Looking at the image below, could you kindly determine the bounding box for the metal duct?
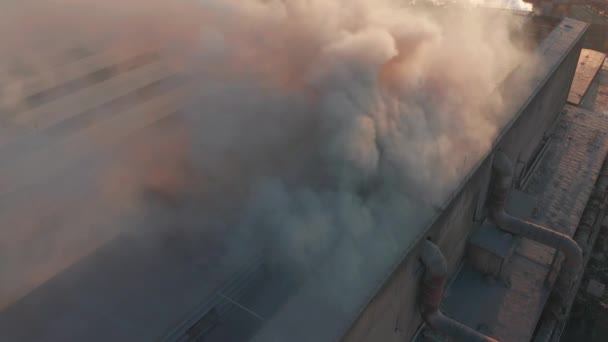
[488,151,583,318]
[419,240,500,342]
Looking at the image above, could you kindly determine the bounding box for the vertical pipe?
[419,240,500,342]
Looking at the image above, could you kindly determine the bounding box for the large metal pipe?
[419,240,500,342]
[488,151,583,317]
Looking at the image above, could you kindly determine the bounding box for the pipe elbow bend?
[491,208,582,270]
[556,235,583,267]
[424,311,500,342]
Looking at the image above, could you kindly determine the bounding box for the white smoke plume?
[0,0,537,323]
[473,0,533,11]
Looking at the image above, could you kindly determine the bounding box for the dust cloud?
[0,0,537,320]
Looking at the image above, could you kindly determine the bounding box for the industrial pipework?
[487,151,583,318]
[419,240,500,342]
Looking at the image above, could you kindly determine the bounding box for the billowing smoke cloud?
[0,0,537,320]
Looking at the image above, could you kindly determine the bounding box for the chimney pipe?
[487,151,583,318]
[419,240,500,342]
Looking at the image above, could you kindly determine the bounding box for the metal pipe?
[488,151,583,318]
[419,240,500,342]
[534,157,608,341]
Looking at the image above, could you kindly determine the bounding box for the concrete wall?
[341,19,586,342]
[500,38,582,178]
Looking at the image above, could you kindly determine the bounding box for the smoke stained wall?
[0,0,537,323]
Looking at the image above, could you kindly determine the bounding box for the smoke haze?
[0,0,537,324]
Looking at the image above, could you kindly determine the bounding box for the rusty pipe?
[419,240,500,342]
[488,151,583,317]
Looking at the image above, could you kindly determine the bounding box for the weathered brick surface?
[525,104,608,237]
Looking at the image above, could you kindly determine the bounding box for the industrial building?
[1,3,608,342]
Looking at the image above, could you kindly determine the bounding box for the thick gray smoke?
[165,0,535,278]
[0,0,536,317]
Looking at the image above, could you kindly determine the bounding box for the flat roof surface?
[568,49,606,105]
